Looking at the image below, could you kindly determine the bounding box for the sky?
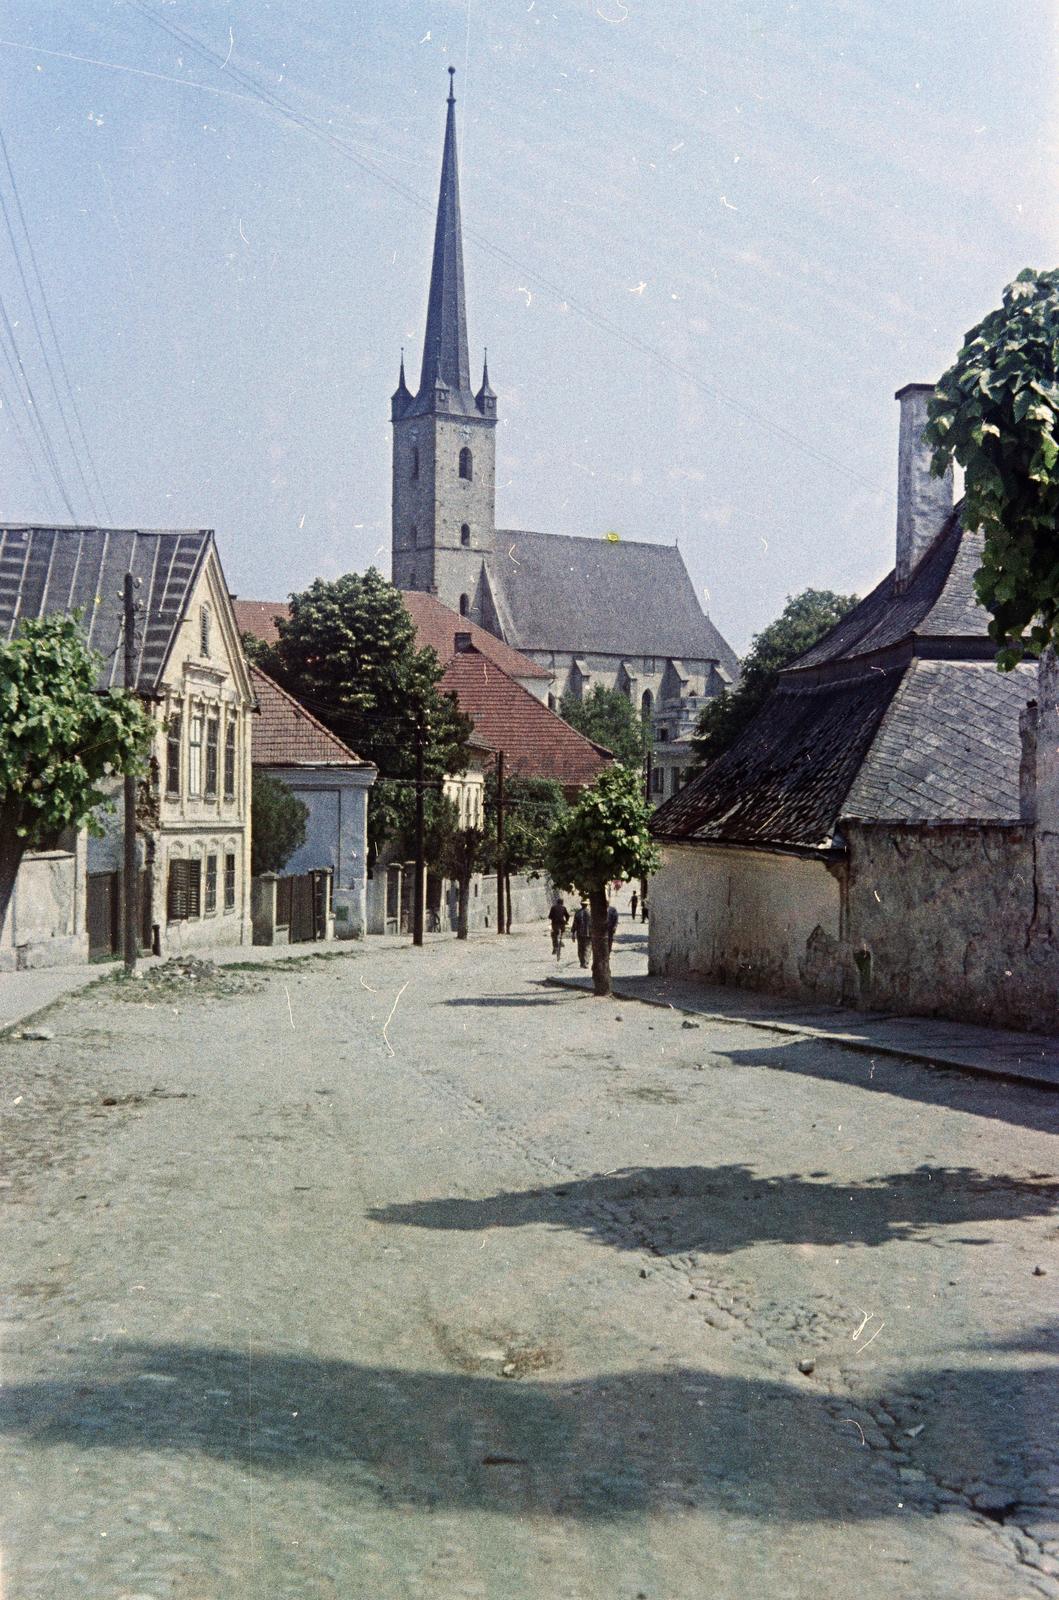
[1,1,1056,653]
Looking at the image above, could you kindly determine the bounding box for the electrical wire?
[0,283,79,518]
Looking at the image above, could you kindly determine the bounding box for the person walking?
[606,900,619,953]
[572,900,591,968]
[630,889,639,920]
[548,895,569,957]
[640,897,648,923]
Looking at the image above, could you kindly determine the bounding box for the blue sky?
[1,1,1055,650]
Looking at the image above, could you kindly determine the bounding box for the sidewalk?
[550,967,1059,1092]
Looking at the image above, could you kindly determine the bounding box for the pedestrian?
[630,890,639,920]
[572,900,591,967]
[606,900,619,953]
[548,894,569,957]
[640,898,648,923]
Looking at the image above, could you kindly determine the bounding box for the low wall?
[648,842,844,997]
[0,841,88,972]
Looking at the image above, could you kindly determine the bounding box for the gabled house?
[249,666,376,937]
[648,385,1037,1012]
[0,525,255,966]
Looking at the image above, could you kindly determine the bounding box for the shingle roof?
[440,647,612,786]
[492,528,739,673]
[399,590,551,679]
[250,666,371,768]
[0,524,212,692]
[651,671,901,850]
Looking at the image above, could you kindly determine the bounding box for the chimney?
[454,631,474,653]
[894,383,953,591]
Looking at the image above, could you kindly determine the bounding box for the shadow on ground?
[367,1163,1059,1256]
[2,1342,1053,1520]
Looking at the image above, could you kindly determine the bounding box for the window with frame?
[458,446,473,480]
[167,858,202,921]
[459,593,469,617]
[224,851,236,911]
[200,604,211,657]
[205,716,219,797]
[650,766,665,795]
[205,853,218,914]
[460,522,471,546]
[165,713,182,797]
[188,714,204,795]
[224,721,236,800]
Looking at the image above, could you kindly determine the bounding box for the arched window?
[411,446,419,480]
[459,446,473,481]
[459,593,470,617]
[641,689,653,720]
[460,522,471,546]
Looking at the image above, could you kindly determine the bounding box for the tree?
[544,765,659,997]
[559,684,647,770]
[924,268,1059,669]
[251,772,308,875]
[481,771,568,931]
[254,570,472,858]
[0,614,152,936]
[691,588,859,766]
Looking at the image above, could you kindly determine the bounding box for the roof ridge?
[444,648,613,759]
[249,663,364,763]
[498,527,681,554]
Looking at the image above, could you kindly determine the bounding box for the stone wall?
[0,838,88,971]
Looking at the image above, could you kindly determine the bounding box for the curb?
[545,976,1059,1093]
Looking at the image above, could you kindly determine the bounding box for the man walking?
[606,900,619,953]
[548,895,569,957]
[572,900,591,968]
[630,889,639,920]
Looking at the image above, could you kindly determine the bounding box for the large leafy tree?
[559,684,647,770]
[250,772,308,875]
[0,614,152,936]
[544,765,659,997]
[481,772,568,930]
[924,267,1059,669]
[691,588,858,766]
[253,570,472,858]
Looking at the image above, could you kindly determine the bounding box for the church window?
[460,523,471,546]
[411,446,419,480]
[641,689,653,720]
[459,593,470,617]
[459,447,473,481]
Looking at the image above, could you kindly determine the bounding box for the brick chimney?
[454,631,474,653]
[894,383,953,592]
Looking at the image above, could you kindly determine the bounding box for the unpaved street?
[2,922,1058,1599]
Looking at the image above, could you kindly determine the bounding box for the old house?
[648,385,1046,1027]
[249,665,376,938]
[388,75,737,798]
[0,525,255,965]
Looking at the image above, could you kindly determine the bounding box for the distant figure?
[641,899,648,923]
[572,901,591,968]
[548,896,569,956]
[630,890,639,920]
[606,901,619,953]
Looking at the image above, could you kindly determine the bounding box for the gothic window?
[459,593,470,617]
[459,447,473,481]
[460,523,471,546]
[411,446,420,480]
[641,689,653,720]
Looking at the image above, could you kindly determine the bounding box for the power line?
[0,283,78,518]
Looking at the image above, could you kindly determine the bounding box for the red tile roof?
[440,648,611,787]
[233,598,287,646]
[399,590,551,680]
[250,665,371,768]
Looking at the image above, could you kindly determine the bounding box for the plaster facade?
[0,834,87,971]
[256,765,374,938]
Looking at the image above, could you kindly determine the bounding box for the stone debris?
[797,1358,816,1375]
[111,957,262,1003]
[20,1027,55,1041]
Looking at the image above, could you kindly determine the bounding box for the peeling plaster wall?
[0,838,87,971]
[844,821,1059,1032]
[648,842,844,997]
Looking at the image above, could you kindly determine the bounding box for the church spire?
[417,68,472,404]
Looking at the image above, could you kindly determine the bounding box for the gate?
[87,872,119,959]
[275,869,331,943]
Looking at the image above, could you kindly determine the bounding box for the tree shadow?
[443,995,567,1007]
[2,1341,1052,1520]
[716,1036,1059,1135]
[367,1163,1059,1257]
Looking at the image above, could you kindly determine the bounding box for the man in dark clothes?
[548,895,569,956]
[572,901,591,968]
[606,901,619,952]
[630,890,639,920]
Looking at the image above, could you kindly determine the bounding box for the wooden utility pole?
[122,573,139,976]
[495,749,506,934]
[413,706,426,946]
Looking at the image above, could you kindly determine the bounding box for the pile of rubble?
[112,956,263,1003]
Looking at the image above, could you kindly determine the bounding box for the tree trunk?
[588,886,611,997]
[505,870,513,933]
[0,801,26,954]
[455,828,473,940]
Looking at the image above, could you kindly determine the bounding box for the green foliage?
[250,772,308,875]
[559,684,648,769]
[544,764,659,897]
[481,773,568,877]
[924,268,1059,669]
[0,613,151,846]
[691,588,858,766]
[391,788,460,870]
[254,570,472,856]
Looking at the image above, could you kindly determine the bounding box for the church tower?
[391,69,498,624]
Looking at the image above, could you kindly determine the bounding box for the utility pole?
[413,705,426,947]
[122,573,139,976]
[496,749,505,934]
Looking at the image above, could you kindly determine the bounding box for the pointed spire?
[417,69,472,404]
[391,347,412,419]
[476,347,496,415]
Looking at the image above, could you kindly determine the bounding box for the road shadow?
[443,995,568,1008]
[2,1341,1052,1520]
[717,1036,1059,1135]
[368,1163,1059,1256]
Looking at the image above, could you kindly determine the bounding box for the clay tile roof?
[250,665,372,768]
[232,598,288,647]
[440,648,611,786]
[399,589,551,678]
